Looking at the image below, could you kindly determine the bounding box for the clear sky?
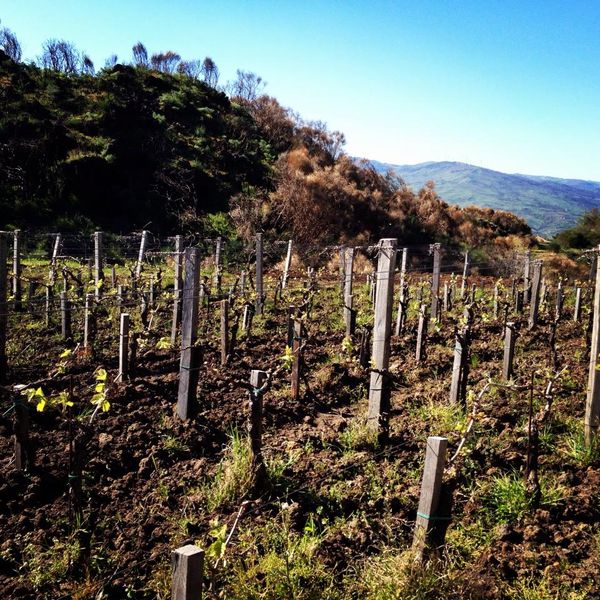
[2,0,600,180]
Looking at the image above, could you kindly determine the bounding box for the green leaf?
[60,349,72,359]
[36,397,46,412]
[95,368,107,382]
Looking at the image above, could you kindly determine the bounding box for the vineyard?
[0,230,599,599]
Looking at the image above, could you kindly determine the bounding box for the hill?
[367,160,600,237]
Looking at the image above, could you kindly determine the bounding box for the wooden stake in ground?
[170,235,184,346]
[117,313,130,382]
[0,232,9,382]
[343,247,355,336]
[585,246,600,446]
[176,248,202,420]
[172,545,204,600]
[255,233,264,315]
[220,299,229,366]
[523,250,531,304]
[83,293,94,350]
[449,325,470,406]
[395,247,408,336]
[51,233,61,265]
[13,229,22,311]
[135,230,149,278]
[415,303,428,363]
[249,369,267,488]
[367,238,397,439]
[528,261,543,330]
[460,250,469,299]
[94,230,103,299]
[502,321,517,381]
[413,436,448,560]
[430,243,441,320]
[60,291,71,341]
[291,318,303,401]
[282,239,293,290]
[574,287,582,322]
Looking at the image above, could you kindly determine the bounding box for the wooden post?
[502,322,516,381]
[255,233,264,315]
[523,250,531,304]
[135,229,149,278]
[117,284,125,314]
[13,229,22,311]
[170,236,184,346]
[449,326,470,406]
[118,313,130,382]
[51,233,61,265]
[291,318,302,401]
[460,250,469,299]
[413,436,448,560]
[45,284,53,327]
[171,544,204,600]
[574,287,582,322]
[528,261,543,330]
[343,247,355,336]
[345,294,356,337]
[286,306,296,348]
[339,245,346,293]
[0,232,8,383]
[555,280,563,320]
[367,238,397,438]
[177,248,202,420]
[430,243,441,320]
[585,246,600,446]
[220,299,229,366]
[249,369,267,487]
[84,293,94,349]
[493,285,499,319]
[60,291,71,341]
[94,231,103,298]
[395,247,408,336]
[282,239,293,290]
[415,303,428,362]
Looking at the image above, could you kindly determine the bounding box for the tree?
[104,54,118,68]
[201,57,219,87]
[39,39,81,74]
[0,26,22,61]
[177,59,202,79]
[228,70,266,101]
[132,42,148,67]
[81,55,95,76]
[150,51,181,73]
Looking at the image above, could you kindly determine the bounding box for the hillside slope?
[368,160,600,236]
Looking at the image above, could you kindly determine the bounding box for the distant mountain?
[366,160,600,236]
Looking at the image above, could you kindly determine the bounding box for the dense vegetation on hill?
[369,160,600,237]
[0,28,532,250]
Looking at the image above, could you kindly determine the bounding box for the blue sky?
[2,0,599,180]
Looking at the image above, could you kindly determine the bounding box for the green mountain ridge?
[367,160,600,236]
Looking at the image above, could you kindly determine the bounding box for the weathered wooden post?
[282,239,293,290]
[213,236,222,293]
[367,238,397,439]
[14,397,30,471]
[0,232,8,382]
[255,233,264,315]
[343,247,355,336]
[13,229,22,311]
[242,303,254,336]
[430,243,441,320]
[249,369,267,488]
[172,545,204,600]
[395,247,408,336]
[51,233,61,265]
[590,253,598,282]
[117,285,125,314]
[493,284,499,319]
[339,244,346,293]
[135,229,149,278]
[523,250,531,304]
[528,261,543,330]
[60,291,71,341]
[585,246,600,447]
[220,299,229,366]
[83,293,94,349]
[460,250,469,300]
[45,284,53,327]
[449,325,470,406]
[415,303,428,363]
[177,248,202,420]
[170,236,184,346]
[502,322,517,381]
[413,436,448,560]
[117,313,130,382]
[94,230,104,298]
[555,280,563,320]
[291,318,303,401]
[574,287,582,322]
